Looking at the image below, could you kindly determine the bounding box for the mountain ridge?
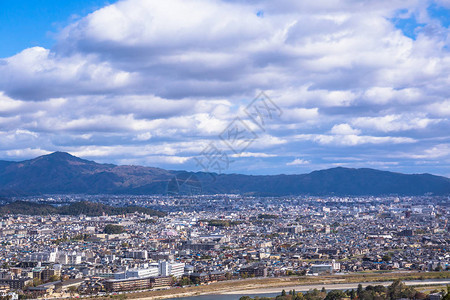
[0,152,449,196]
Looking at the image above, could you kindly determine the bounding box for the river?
[170,294,279,300]
[167,278,450,300]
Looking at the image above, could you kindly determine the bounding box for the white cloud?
[330,124,361,135]
[249,134,288,149]
[3,148,50,158]
[352,114,440,132]
[362,87,424,105]
[427,100,450,117]
[404,144,450,159]
[287,158,310,165]
[118,156,191,165]
[282,108,319,122]
[231,152,277,158]
[296,133,416,146]
[0,47,133,100]
[134,132,152,141]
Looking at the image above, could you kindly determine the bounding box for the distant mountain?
[0,152,173,195]
[0,200,165,216]
[0,152,449,196]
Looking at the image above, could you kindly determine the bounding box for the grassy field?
[415,285,448,294]
[89,271,450,300]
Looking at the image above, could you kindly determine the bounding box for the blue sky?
[0,1,118,57]
[0,0,449,177]
[428,3,450,27]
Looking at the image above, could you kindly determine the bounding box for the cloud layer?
[0,0,449,176]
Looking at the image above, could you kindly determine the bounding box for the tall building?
[29,250,58,263]
[169,262,185,278]
[160,261,170,277]
[124,250,148,260]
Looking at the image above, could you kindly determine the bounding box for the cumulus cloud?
[402,144,450,159]
[0,47,133,101]
[295,133,416,146]
[231,152,277,158]
[3,148,50,159]
[117,156,192,165]
[352,114,441,132]
[287,158,310,166]
[427,100,450,117]
[330,124,361,135]
[0,0,448,175]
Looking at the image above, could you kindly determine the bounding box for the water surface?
[170,293,279,300]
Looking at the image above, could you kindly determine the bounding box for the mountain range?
[0,152,449,196]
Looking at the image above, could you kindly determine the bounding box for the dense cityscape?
[0,194,448,298]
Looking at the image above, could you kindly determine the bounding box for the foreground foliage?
[240,280,446,300]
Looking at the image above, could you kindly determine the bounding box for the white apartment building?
[29,250,57,263]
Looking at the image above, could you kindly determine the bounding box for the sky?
[0,0,449,177]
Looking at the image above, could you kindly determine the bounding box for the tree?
[178,277,192,286]
[304,288,322,300]
[382,254,391,262]
[281,289,287,296]
[373,285,386,294]
[49,275,60,282]
[415,291,427,300]
[442,286,450,300]
[387,279,411,300]
[358,289,375,300]
[349,289,356,300]
[357,284,363,297]
[324,290,347,300]
[68,286,77,295]
[32,278,42,287]
[103,224,125,234]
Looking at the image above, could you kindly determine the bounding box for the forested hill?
[0,201,165,216]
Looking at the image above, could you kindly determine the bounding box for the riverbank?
[224,279,450,295]
[88,271,450,300]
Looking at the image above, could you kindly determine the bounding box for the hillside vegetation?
[0,200,165,217]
